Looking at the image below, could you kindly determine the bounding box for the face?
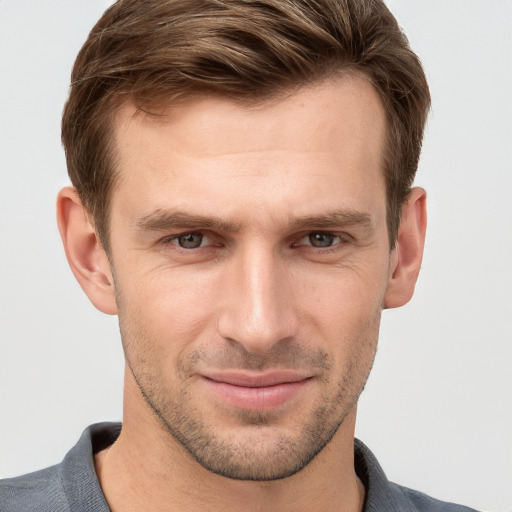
[108,77,392,480]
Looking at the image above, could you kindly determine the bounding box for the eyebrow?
[135,208,374,233]
[288,210,374,230]
[135,209,242,233]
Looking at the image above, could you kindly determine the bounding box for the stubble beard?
[119,316,379,482]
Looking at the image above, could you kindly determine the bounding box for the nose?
[216,245,299,355]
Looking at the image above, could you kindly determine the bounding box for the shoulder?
[386,482,479,512]
[354,439,479,512]
[0,464,70,512]
[0,423,119,512]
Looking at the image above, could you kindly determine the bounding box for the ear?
[384,187,427,309]
[56,186,118,315]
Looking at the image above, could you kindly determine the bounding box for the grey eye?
[308,233,336,247]
[177,233,203,248]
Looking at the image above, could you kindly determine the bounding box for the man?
[0,0,478,511]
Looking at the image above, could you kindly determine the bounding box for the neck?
[95,372,365,512]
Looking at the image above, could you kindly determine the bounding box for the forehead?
[115,75,385,154]
[110,76,387,226]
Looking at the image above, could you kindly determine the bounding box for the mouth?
[199,370,313,410]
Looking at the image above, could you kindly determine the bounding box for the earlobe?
[56,186,118,315]
[383,187,427,309]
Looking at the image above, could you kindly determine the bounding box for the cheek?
[293,262,386,362]
[113,246,389,368]
[114,267,222,356]
[294,258,389,325]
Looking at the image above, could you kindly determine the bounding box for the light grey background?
[1,1,511,511]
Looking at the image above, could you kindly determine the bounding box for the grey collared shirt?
[0,423,478,511]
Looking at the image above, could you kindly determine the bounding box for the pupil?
[179,233,202,248]
[309,233,334,247]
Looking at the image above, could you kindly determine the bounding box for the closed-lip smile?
[199,370,313,410]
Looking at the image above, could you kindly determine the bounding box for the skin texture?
[57,76,426,512]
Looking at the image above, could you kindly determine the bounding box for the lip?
[199,370,313,410]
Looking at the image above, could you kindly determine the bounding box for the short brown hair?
[62,0,430,251]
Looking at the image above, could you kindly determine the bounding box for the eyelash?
[160,230,350,252]
[293,232,345,249]
[161,231,216,250]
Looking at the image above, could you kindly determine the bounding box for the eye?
[308,233,338,247]
[296,232,342,248]
[170,232,206,249]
